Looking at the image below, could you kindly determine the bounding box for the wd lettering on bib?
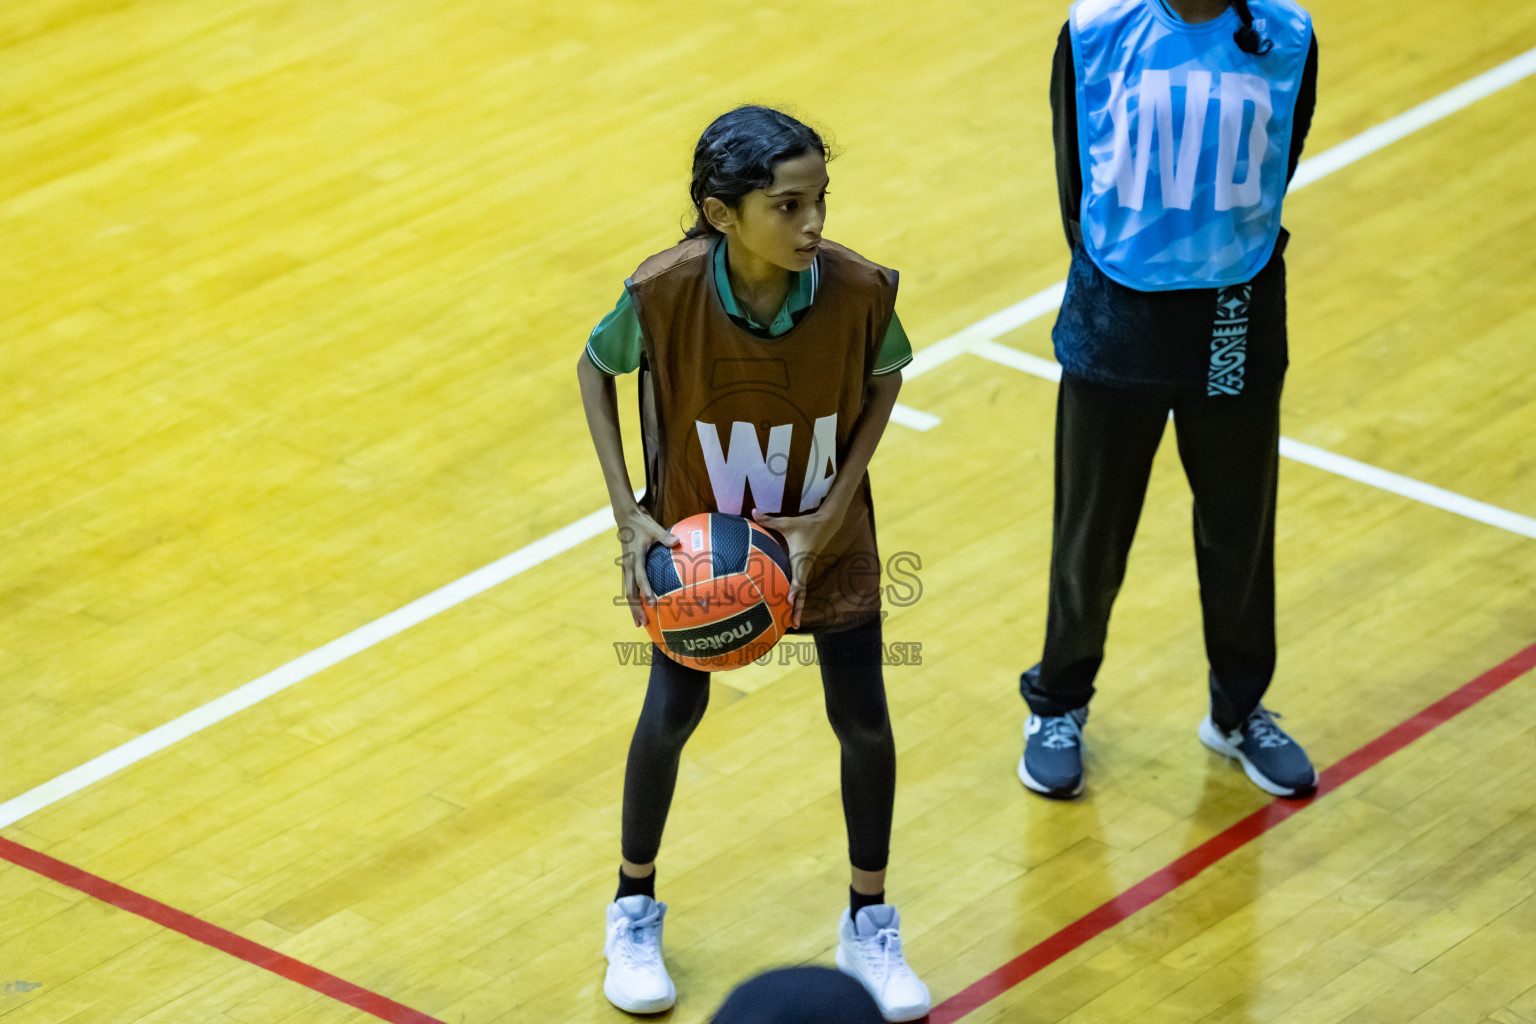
[1071,0,1312,290]
[1104,70,1272,213]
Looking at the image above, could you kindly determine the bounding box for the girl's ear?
[702,196,736,234]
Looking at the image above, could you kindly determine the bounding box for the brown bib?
[628,237,898,633]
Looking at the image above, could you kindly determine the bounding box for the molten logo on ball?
[643,512,793,671]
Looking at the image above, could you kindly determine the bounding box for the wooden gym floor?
[2,0,1535,1021]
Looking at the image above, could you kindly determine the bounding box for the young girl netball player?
[576,106,929,1022]
[1016,0,1321,801]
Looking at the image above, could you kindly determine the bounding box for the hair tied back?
[682,106,831,241]
[1231,0,1274,55]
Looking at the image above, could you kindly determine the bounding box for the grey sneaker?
[1017,706,1088,799]
[1199,706,1317,798]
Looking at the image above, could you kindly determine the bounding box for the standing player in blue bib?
[1016,0,1321,800]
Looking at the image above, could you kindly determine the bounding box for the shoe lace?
[1040,712,1084,750]
[1245,707,1289,750]
[612,908,663,967]
[863,926,904,985]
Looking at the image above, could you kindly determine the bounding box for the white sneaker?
[602,895,675,1014]
[835,904,930,1022]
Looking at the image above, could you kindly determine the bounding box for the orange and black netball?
[643,512,794,671]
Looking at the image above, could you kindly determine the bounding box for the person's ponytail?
[1231,0,1273,55]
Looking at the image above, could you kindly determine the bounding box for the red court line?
[5,643,1533,1023]
[0,837,444,1024]
[930,639,1536,1024]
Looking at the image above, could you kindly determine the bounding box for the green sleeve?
[584,290,644,375]
[872,311,913,375]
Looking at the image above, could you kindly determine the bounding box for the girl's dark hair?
[683,106,831,240]
[1231,0,1274,55]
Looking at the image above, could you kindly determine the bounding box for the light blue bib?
[1071,0,1312,290]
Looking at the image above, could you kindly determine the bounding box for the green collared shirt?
[584,236,912,376]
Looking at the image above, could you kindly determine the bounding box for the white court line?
[963,343,1536,540]
[0,508,620,829]
[971,339,1063,382]
[1288,46,1536,190]
[890,402,942,431]
[1279,439,1536,540]
[3,46,1534,832]
[906,282,1067,380]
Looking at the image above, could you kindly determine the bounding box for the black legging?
[621,615,896,872]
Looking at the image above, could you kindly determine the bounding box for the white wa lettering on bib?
[1105,69,1273,212]
[695,415,838,515]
